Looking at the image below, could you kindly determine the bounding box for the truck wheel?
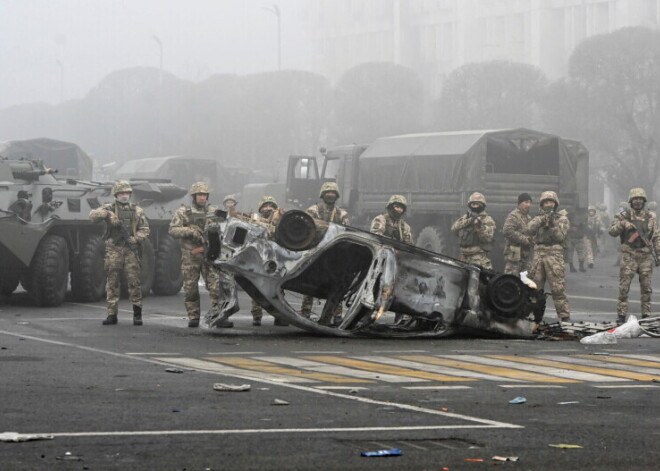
[0,275,20,295]
[153,235,183,295]
[71,236,106,302]
[120,238,155,298]
[416,226,446,255]
[27,234,70,306]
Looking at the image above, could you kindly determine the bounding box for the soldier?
[526,191,571,321]
[584,205,603,268]
[251,196,288,327]
[223,194,238,213]
[370,195,413,244]
[169,182,233,328]
[565,210,587,272]
[301,182,350,322]
[503,192,534,276]
[596,203,611,255]
[89,180,150,326]
[450,192,496,270]
[648,201,658,216]
[608,188,660,324]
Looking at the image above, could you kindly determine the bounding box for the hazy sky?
[0,0,311,108]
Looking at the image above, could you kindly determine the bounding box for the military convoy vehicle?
[0,156,186,306]
[286,128,589,269]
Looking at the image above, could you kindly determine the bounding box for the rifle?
[190,209,228,260]
[116,220,142,266]
[467,210,482,228]
[620,210,658,264]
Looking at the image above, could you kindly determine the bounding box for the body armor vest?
[459,227,479,247]
[105,203,136,240]
[621,214,651,249]
[186,206,207,232]
[383,217,403,241]
[318,203,339,223]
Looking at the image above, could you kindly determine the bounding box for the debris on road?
[56,451,82,461]
[271,398,289,405]
[213,383,251,392]
[548,444,583,449]
[165,368,184,373]
[492,456,519,462]
[557,401,579,405]
[360,449,402,457]
[509,396,527,404]
[0,432,53,442]
[464,458,484,462]
[579,331,617,344]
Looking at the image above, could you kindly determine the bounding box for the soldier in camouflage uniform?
[584,205,603,268]
[648,201,658,216]
[89,180,150,326]
[251,196,288,327]
[526,191,571,321]
[169,182,233,328]
[450,192,496,270]
[608,188,660,324]
[565,210,587,272]
[301,182,350,322]
[223,194,238,213]
[503,193,534,275]
[370,195,413,243]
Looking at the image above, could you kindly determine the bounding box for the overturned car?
[207,211,545,338]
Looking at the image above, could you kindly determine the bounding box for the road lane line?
[440,355,623,382]
[593,385,660,389]
[401,355,577,383]
[618,354,660,364]
[403,386,472,390]
[258,356,423,383]
[0,329,522,429]
[206,357,373,383]
[360,356,527,382]
[542,355,660,376]
[488,355,658,381]
[305,356,475,382]
[498,385,566,389]
[126,353,181,356]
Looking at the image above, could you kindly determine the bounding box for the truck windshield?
[322,157,341,180]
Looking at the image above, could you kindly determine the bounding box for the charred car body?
[208,210,545,338]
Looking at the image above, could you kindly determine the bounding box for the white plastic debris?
[580,331,617,345]
[610,315,643,339]
[213,383,251,392]
[271,398,289,405]
[519,271,537,289]
[0,432,54,442]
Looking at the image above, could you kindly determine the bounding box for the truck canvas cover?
[358,128,587,198]
[0,138,93,180]
[114,155,220,192]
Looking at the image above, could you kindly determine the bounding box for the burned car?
[207,210,545,338]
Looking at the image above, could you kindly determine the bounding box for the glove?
[106,211,121,226]
[127,236,139,246]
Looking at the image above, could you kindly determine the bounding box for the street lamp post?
[263,3,281,70]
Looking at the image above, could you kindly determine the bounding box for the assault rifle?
[189,209,228,261]
[619,210,658,264]
[467,210,482,227]
[116,220,142,266]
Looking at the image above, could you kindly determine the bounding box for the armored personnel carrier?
[0,157,186,306]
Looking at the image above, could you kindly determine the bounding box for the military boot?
[569,263,577,273]
[588,263,594,269]
[188,318,200,328]
[616,315,626,325]
[579,261,586,272]
[215,314,234,328]
[102,314,118,325]
[133,305,143,326]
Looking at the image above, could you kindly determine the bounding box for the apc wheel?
[27,234,70,306]
[120,238,155,298]
[153,234,183,295]
[71,236,106,302]
[416,226,446,254]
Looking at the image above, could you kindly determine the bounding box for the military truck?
[286,129,589,268]
[0,138,94,180]
[0,157,186,306]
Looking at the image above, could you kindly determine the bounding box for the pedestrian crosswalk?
[150,353,660,388]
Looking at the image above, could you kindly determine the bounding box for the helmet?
[189,181,210,196]
[319,182,340,198]
[539,191,559,206]
[619,201,629,210]
[387,194,407,209]
[112,180,132,195]
[597,203,607,211]
[468,192,487,206]
[588,205,596,212]
[258,195,278,211]
[648,201,657,211]
[628,188,647,202]
[223,194,238,205]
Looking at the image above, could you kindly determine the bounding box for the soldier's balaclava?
[322,191,338,205]
[387,203,405,221]
[260,204,276,219]
[116,193,130,204]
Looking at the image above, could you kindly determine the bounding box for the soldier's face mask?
[322,192,338,204]
[541,201,556,212]
[116,192,131,204]
[469,202,484,213]
[630,198,645,210]
[260,204,276,218]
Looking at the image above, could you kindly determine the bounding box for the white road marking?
[438,355,629,382]
[619,354,660,363]
[291,351,347,354]
[372,350,429,353]
[593,385,659,389]
[258,356,427,383]
[126,353,181,356]
[539,355,660,375]
[314,386,369,391]
[0,329,521,429]
[498,385,566,389]
[205,352,265,355]
[403,386,472,390]
[356,356,526,383]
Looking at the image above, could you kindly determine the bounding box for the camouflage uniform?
[584,205,603,267]
[503,205,533,275]
[608,188,660,322]
[169,182,223,327]
[450,192,496,270]
[301,182,350,321]
[526,191,571,320]
[370,195,413,244]
[250,196,288,326]
[565,210,587,272]
[89,180,150,325]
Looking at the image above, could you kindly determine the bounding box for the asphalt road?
[1,252,659,470]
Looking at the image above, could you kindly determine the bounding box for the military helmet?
[539,191,559,206]
[628,187,647,202]
[223,194,238,205]
[468,192,487,206]
[648,201,657,211]
[319,181,340,198]
[112,180,132,195]
[618,201,629,210]
[597,203,607,211]
[387,194,408,209]
[258,195,278,211]
[189,181,210,196]
[588,205,596,212]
